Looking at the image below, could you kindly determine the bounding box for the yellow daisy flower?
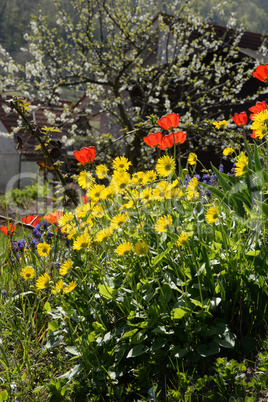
[155,214,173,233]
[156,155,176,177]
[96,164,109,179]
[133,241,149,256]
[250,109,268,139]
[36,243,51,257]
[100,185,116,202]
[73,234,93,250]
[176,233,189,247]
[91,204,105,218]
[59,259,73,276]
[186,177,199,200]
[96,226,113,242]
[63,281,77,294]
[188,153,197,166]
[113,156,132,171]
[52,279,64,294]
[234,154,248,177]
[115,242,133,256]
[20,266,35,280]
[111,213,129,229]
[36,272,50,290]
[205,206,219,224]
[58,212,75,228]
[88,184,106,201]
[112,171,131,193]
[143,170,157,185]
[78,171,95,190]
[213,120,229,129]
[223,147,235,156]
[131,171,145,186]
[140,187,153,203]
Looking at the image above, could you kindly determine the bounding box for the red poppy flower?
[44,210,63,224]
[158,131,187,150]
[143,131,163,148]
[73,146,95,164]
[157,113,180,130]
[252,64,268,83]
[249,101,267,119]
[22,215,41,227]
[82,195,88,204]
[0,224,15,236]
[232,112,248,127]
[250,131,257,139]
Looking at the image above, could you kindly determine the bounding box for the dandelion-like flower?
[213,120,229,130]
[63,281,77,294]
[155,214,173,233]
[176,233,189,247]
[133,241,149,256]
[78,171,95,190]
[188,153,197,166]
[115,242,133,256]
[112,171,131,193]
[88,184,106,201]
[223,147,235,156]
[73,234,93,250]
[186,177,199,200]
[36,243,51,257]
[113,156,132,171]
[20,266,35,280]
[111,213,129,229]
[96,226,113,242]
[156,155,176,177]
[59,259,73,276]
[234,154,248,177]
[96,164,109,179]
[36,272,50,290]
[52,279,64,294]
[250,109,268,139]
[205,206,219,224]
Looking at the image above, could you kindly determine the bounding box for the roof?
[0,95,74,157]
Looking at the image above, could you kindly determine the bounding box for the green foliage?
[4,182,49,206]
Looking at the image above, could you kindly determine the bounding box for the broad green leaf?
[172,345,188,359]
[151,242,172,266]
[48,320,58,332]
[245,250,260,257]
[214,332,236,348]
[211,165,231,192]
[171,307,191,320]
[127,344,147,358]
[122,329,139,339]
[190,299,203,308]
[197,342,220,357]
[98,284,116,299]
[256,200,268,218]
[0,390,8,402]
[65,346,81,356]
[43,301,51,314]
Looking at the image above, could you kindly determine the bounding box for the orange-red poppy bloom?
[157,113,180,130]
[232,112,248,127]
[250,131,257,139]
[22,215,41,227]
[82,195,88,204]
[158,131,187,150]
[73,146,95,164]
[249,101,267,119]
[252,64,268,83]
[44,210,63,224]
[143,131,163,147]
[0,223,15,236]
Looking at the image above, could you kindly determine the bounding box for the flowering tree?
[0,0,267,165]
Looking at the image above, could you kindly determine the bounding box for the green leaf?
[256,200,268,218]
[0,390,8,402]
[245,250,260,257]
[214,332,236,349]
[197,342,220,357]
[254,143,262,171]
[122,329,139,339]
[171,307,191,320]
[98,284,116,299]
[151,242,172,266]
[211,165,231,192]
[43,301,51,314]
[48,320,58,332]
[65,346,81,356]
[127,344,147,358]
[172,345,188,358]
